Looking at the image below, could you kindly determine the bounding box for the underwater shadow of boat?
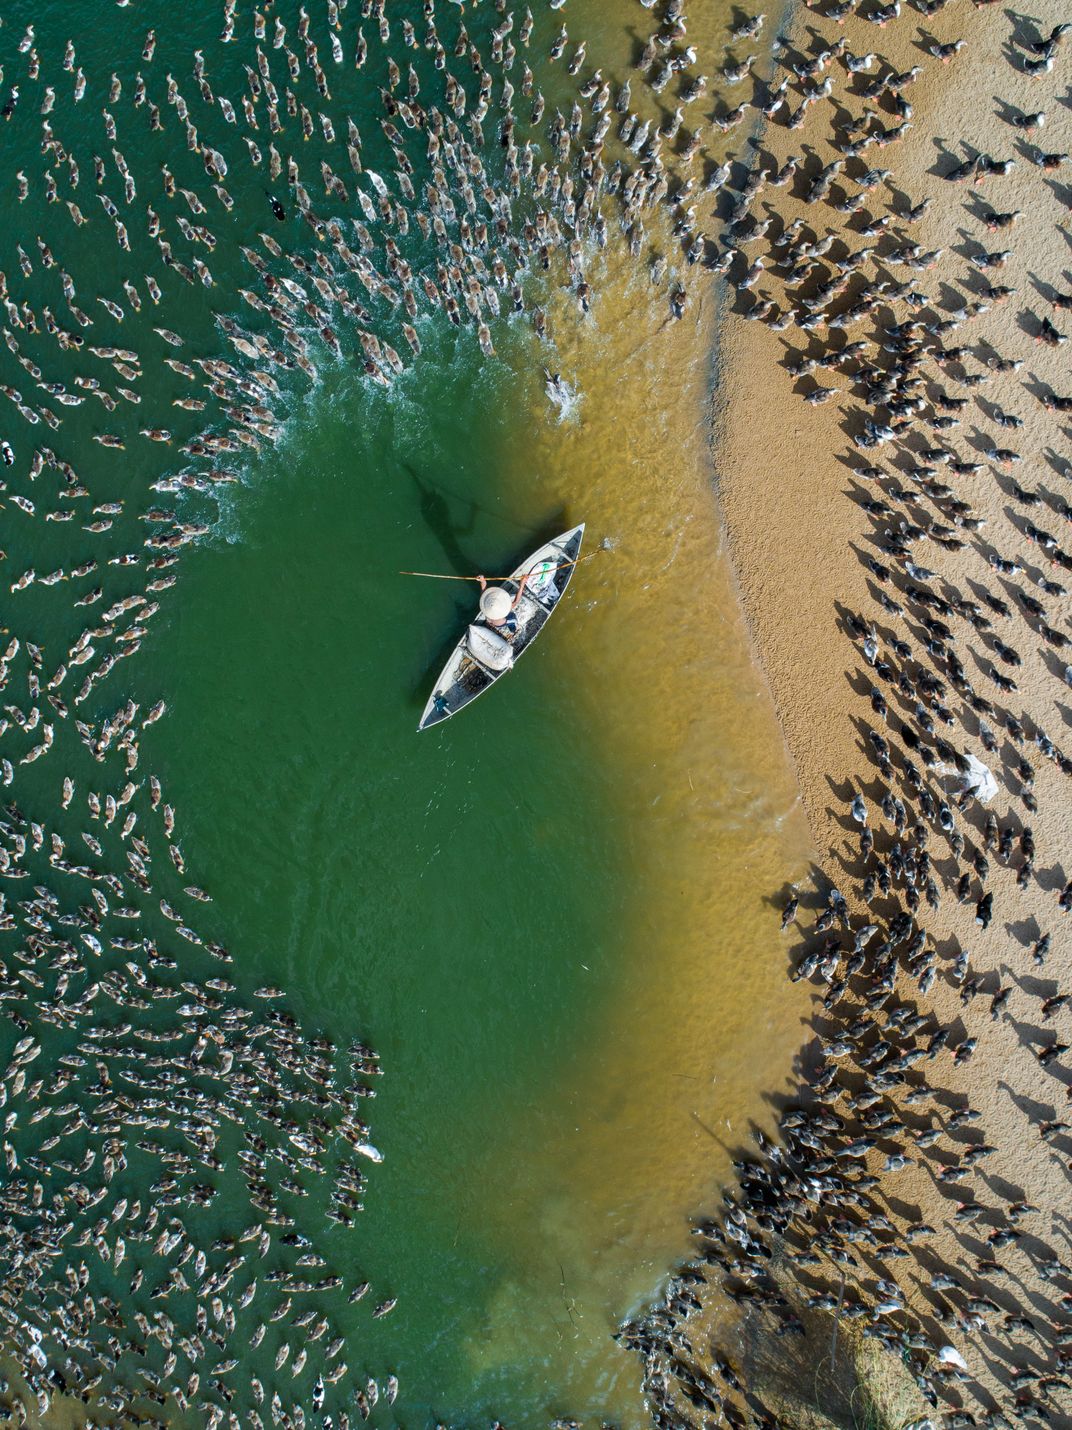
[405,461,481,577]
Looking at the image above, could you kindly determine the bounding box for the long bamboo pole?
[399,552,594,582]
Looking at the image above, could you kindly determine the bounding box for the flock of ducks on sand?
[618,1,1072,1428]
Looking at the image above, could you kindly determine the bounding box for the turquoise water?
[0,1,810,1426]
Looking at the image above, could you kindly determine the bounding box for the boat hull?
[417,523,585,731]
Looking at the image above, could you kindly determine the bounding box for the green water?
[153,340,641,1420]
[0,0,810,1426]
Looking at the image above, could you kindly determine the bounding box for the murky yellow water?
[453,232,815,1418]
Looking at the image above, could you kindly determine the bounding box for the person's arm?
[476,575,487,591]
[510,571,529,610]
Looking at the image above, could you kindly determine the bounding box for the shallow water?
[141,263,813,1427]
[1,0,812,1425]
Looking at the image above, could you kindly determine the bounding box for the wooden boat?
[418,523,585,731]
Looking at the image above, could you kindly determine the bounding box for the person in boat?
[476,571,529,636]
